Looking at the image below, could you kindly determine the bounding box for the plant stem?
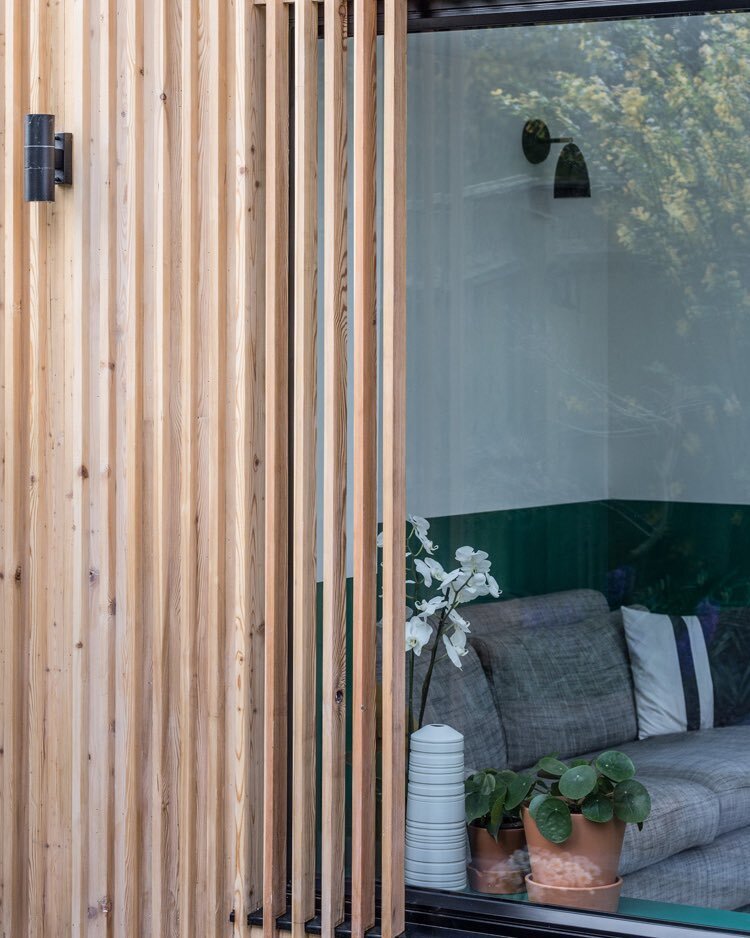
[417,610,448,728]
[408,649,415,736]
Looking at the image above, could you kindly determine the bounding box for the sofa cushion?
[622,607,715,738]
[470,598,638,769]
[622,825,750,910]
[467,589,609,635]
[596,725,750,838]
[618,774,719,875]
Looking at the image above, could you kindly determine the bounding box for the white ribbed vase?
[405,724,468,891]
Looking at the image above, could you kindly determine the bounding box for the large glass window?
[402,13,750,931]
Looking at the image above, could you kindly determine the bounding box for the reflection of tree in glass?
[479,16,750,329]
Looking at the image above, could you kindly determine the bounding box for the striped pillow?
[622,607,714,739]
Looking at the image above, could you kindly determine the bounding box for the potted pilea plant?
[522,750,652,912]
[465,769,534,894]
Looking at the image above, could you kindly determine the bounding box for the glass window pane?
[402,14,750,930]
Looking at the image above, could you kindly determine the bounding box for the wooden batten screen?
[0,0,406,935]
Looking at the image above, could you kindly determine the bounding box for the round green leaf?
[570,758,592,768]
[506,773,535,810]
[595,750,636,783]
[537,756,568,778]
[488,790,507,838]
[528,793,548,820]
[613,779,652,824]
[534,798,572,844]
[581,792,614,823]
[465,790,491,824]
[559,764,598,800]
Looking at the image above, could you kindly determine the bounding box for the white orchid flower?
[448,608,471,632]
[414,556,446,588]
[455,546,492,575]
[487,574,501,599]
[415,595,447,618]
[457,572,492,602]
[406,617,433,655]
[376,531,384,548]
[442,630,469,668]
[408,514,437,554]
[438,568,463,594]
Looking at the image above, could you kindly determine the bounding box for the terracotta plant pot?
[467,823,528,895]
[522,809,625,889]
[525,874,623,913]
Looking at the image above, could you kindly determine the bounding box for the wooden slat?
[150,0,171,932]
[380,0,408,934]
[0,0,5,919]
[67,0,92,931]
[203,0,228,933]
[87,0,117,932]
[163,0,184,933]
[27,2,50,934]
[320,0,349,933]
[292,0,319,932]
[114,0,144,934]
[225,0,266,930]
[179,0,199,934]
[351,0,378,932]
[2,6,30,936]
[263,0,290,932]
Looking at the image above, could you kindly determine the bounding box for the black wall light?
[24,114,72,202]
[522,118,590,199]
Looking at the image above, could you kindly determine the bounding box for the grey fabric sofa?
[416,588,750,910]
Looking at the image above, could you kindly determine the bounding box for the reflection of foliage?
[485,15,750,331]
[710,607,750,725]
[606,500,750,613]
[606,498,750,725]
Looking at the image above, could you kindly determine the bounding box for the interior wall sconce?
[24,114,73,202]
[522,118,590,199]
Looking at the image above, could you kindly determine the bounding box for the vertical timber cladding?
[0,0,407,934]
[0,0,266,936]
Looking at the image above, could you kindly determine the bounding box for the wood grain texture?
[351,0,378,934]
[320,0,348,934]
[27,1,51,934]
[380,0,407,934]
[2,0,269,934]
[149,0,172,932]
[87,0,117,933]
[114,0,144,934]
[225,0,266,930]
[263,0,290,933]
[291,0,318,932]
[67,0,92,932]
[179,0,199,934]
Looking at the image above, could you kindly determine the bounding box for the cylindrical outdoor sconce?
[24,114,72,202]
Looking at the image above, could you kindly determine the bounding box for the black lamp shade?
[554,143,591,199]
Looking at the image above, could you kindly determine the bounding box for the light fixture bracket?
[522,118,573,165]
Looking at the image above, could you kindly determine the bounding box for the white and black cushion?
[622,607,715,739]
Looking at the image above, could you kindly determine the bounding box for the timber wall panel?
[0,0,409,934]
[0,0,267,934]
[380,0,407,934]
[320,0,349,932]
[351,0,378,933]
[263,0,290,933]
[291,0,318,932]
